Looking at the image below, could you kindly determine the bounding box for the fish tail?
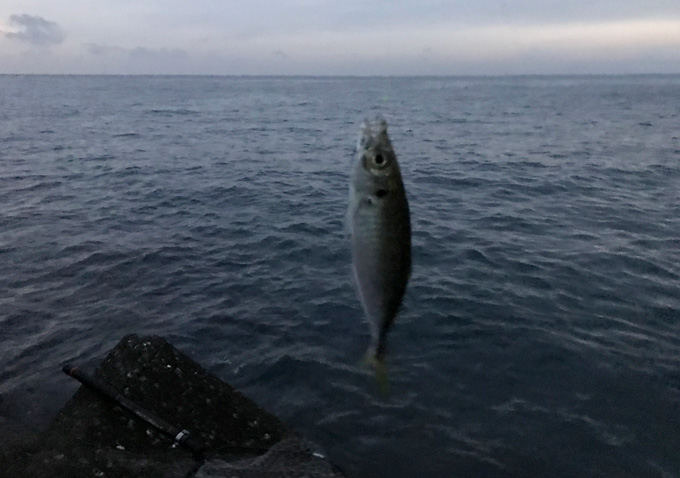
[363,346,390,395]
[375,331,388,361]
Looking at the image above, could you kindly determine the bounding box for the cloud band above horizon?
[1,1,679,75]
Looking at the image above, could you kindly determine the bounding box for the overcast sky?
[1,1,679,75]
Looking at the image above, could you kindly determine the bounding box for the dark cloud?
[82,44,193,73]
[128,47,189,61]
[5,14,65,46]
[86,43,126,56]
[85,44,189,62]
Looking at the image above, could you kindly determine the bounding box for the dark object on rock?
[63,363,206,458]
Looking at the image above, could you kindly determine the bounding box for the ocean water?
[1,74,679,477]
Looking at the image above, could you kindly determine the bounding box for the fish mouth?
[359,117,389,149]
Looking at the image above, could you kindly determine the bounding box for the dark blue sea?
[1,75,679,477]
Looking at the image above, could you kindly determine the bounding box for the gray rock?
[0,334,344,478]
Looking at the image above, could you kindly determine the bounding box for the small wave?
[145,108,199,116]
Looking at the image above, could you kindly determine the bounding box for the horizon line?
[2,72,680,78]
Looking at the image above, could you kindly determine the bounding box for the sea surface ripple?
[1,75,679,477]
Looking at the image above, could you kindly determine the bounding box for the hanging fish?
[348,118,411,366]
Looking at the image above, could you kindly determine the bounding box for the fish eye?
[371,153,390,169]
[362,152,390,171]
